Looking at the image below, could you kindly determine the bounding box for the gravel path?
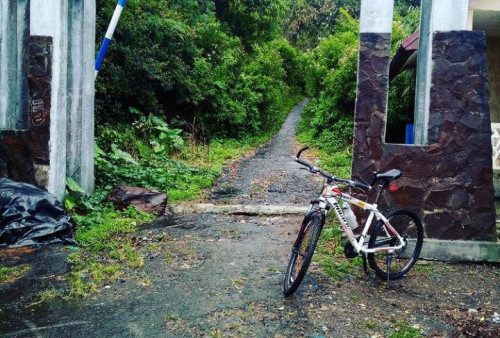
[208,99,320,206]
[1,101,499,337]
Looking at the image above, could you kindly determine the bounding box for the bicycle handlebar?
[295,146,372,191]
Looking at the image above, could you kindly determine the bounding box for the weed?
[164,314,180,322]
[414,264,437,276]
[0,265,30,284]
[267,267,282,273]
[64,201,155,297]
[208,329,223,338]
[232,278,248,291]
[364,319,378,329]
[39,287,63,301]
[221,227,238,238]
[388,321,422,338]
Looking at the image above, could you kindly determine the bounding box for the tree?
[214,0,289,49]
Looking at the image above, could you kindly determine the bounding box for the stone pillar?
[353,6,496,241]
[354,0,394,163]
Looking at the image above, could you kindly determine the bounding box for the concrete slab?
[171,203,308,216]
[420,238,500,263]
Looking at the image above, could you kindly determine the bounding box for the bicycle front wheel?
[283,210,324,297]
[367,208,423,280]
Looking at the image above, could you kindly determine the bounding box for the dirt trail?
[1,101,499,337]
[208,99,319,205]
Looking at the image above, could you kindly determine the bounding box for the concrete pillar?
[67,0,96,194]
[413,0,469,144]
[359,0,394,34]
[30,0,69,199]
[0,0,29,130]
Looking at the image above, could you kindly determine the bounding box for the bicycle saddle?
[375,169,401,181]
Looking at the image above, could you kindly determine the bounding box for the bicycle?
[283,146,424,297]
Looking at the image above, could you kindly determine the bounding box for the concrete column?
[79,0,96,194]
[413,0,469,144]
[31,0,69,199]
[67,0,95,194]
[359,0,394,34]
[0,0,29,130]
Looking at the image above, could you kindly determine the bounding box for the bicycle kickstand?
[386,251,394,290]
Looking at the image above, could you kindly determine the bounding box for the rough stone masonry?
[352,29,496,241]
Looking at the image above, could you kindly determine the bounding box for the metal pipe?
[94,0,127,79]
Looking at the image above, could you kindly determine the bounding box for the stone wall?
[352,31,496,241]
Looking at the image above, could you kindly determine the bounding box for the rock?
[107,185,168,214]
[467,308,479,315]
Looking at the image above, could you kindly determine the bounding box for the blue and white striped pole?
[95,0,127,78]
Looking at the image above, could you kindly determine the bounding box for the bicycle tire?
[367,208,423,280]
[283,210,324,297]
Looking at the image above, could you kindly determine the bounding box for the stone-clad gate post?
[352,0,497,259]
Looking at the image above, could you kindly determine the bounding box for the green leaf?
[214,81,226,89]
[110,144,139,165]
[64,194,77,211]
[66,177,86,194]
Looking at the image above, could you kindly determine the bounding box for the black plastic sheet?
[0,178,76,248]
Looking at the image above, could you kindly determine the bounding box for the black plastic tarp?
[0,178,76,248]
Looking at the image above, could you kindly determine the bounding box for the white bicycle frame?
[315,183,405,254]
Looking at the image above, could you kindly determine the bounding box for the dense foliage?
[95,0,304,141]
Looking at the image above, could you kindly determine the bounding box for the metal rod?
[94,0,127,79]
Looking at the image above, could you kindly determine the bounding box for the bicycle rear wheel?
[367,208,423,280]
[283,210,324,297]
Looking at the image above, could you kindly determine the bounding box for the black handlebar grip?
[296,146,309,159]
[355,181,372,191]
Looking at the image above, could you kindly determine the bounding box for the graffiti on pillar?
[30,98,48,126]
